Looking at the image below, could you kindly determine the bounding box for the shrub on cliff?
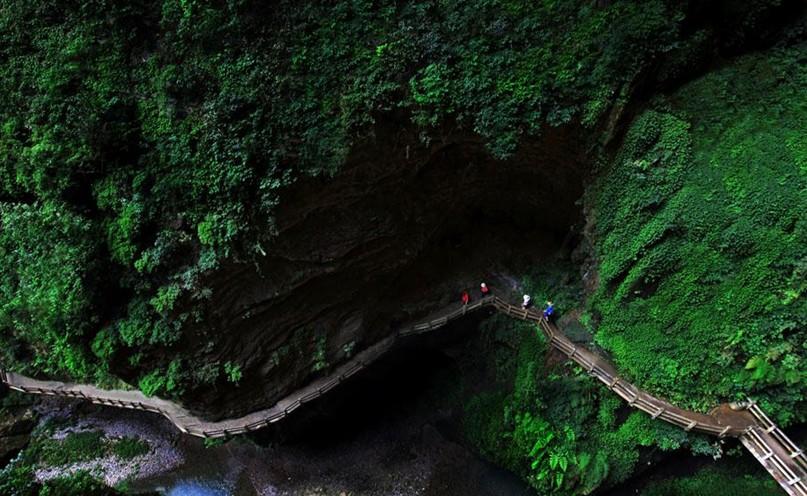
[587,42,806,424]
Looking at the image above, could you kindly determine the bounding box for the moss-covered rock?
[587,41,807,424]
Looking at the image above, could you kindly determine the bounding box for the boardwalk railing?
[739,403,807,496]
[1,295,804,494]
[747,403,807,472]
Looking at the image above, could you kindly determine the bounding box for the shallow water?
[128,436,255,495]
[159,481,233,496]
[126,341,536,496]
[126,418,533,496]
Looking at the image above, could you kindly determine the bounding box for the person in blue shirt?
[543,300,555,321]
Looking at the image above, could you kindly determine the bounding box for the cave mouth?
[250,309,506,455]
[183,123,590,420]
[367,129,588,336]
[263,337,464,444]
[279,131,591,449]
[383,205,578,309]
[257,133,590,443]
[246,193,585,437]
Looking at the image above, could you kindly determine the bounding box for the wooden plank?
[185,428,205,438]
[318,378,341,394]
[769,456,800,485]
[342,362,364,379]
[429,318,441,328]
[300,390,321,403]
[266,412,286,423]
[284,400,302,414]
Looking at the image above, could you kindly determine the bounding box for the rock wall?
[177,118,590,418]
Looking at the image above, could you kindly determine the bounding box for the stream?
[117,342,535,496]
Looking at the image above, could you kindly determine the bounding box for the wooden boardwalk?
[1,296,804,494]
[741,402,807,495]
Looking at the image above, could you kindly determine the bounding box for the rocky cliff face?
[176,118,590,418]
[0,388,36,467]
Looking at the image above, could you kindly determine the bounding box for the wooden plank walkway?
[740,403,807,495]
[1,295,804,494]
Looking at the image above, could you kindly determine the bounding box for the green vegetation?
[640,464,781,496]
[0,0,794,395]
[0,1,804,493]
[224,361,243,384]
[461,40,807,488]
[203,437,228,449]
[29,430,151,466]
[110,437,150,460]
[587,42,806,424]
[311,335,328,373]
[0,202,100,380]
[0,425,149,494]
[0,467,117,496]
[463,264,720,494]
[35,431,106,466]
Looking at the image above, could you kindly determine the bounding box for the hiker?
[461,291,470,305]
[480,282,490,297]
[543,300,555,321]
[521,294,532,309]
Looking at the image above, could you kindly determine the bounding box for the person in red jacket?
[461,291,470,305]
[480,282,490,296]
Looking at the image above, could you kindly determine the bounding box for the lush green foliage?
[462,264,722,494]
[0,427,136,495]
[463,310,719,495]
[641,464,781,496]
[0,2,803,493]
[1,0,787,391]
[587,42,806,423]
[0,202,99,379]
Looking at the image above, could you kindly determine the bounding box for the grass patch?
[30,430,150,467]
[0,426,149,495]
[641,465,781,496]
[110,437,150,460]
[36,431,106,466]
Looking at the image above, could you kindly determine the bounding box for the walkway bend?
[1,296,804,494]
